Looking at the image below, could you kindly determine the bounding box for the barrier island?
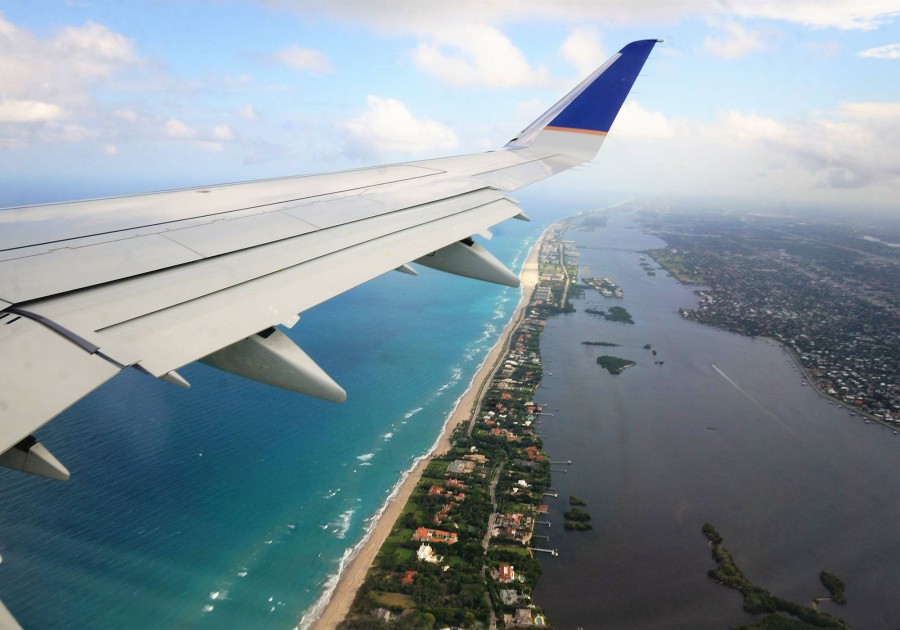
[322,222,585,629]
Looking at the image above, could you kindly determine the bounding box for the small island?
[604,306,634,324]
[569,495,587,506]
[564,508,592,531]
[582,341,620,347]
[596,355,636,375]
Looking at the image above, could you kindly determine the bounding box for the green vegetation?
[563,508,592,531]
[605,306,634,324]
[646,248,707,284]
[585,308,606,316]
[643,344,652,349]
[819,571,847,605]
[596,355,636,375]
[582,341,620,347]
[569,495,587,506]
[701,524,847,629]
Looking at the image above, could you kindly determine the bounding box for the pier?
[543,489,558,498]
[532,534,550,541]
[550,460,572,465]
[528,547,559,557]
[550,468,567,474]
[537,520,551,527]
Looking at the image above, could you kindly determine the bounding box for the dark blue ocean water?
[0,218,542,629]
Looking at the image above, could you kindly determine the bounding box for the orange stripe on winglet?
[544,126,608,136]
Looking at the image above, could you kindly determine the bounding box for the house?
[371,607,397,622]
[412,527,458,545]
[447,460,476,475]
[417,544,442,564]
[515,608,534,625]
[498,563,515,582]
[401,570,417,586]
[499,588,523,606]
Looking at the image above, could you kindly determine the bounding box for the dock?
[528,547,559,557]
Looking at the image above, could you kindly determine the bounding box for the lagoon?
[533,213,900,628]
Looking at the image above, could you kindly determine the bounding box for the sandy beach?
[309,232,544,629]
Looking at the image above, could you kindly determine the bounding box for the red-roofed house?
[412,527,458,545]
[401,570,417,586]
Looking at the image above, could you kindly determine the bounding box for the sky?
[0,0,898,216]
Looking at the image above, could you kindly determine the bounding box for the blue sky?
[0,1,898,215]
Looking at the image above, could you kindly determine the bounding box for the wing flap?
[0,315,120,452]
[89,197,522,377]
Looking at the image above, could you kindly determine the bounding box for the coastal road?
[481,461,504,630]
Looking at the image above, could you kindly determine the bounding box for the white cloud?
[613,101,679,139]
[113,109,139,123]
[51,21,137,77]
[267,0,899,33]
[858,43,900,59]
[0,99,65,122]
[0,13,144,148]
[211,125,234,141]
[103,144,117,155]
[729,1,900,31]
[342,95,458,157]
[412,24,550,88]
[272,45,332,73]
[698,103,900,189]
[704,22,768,59]
[238,104,258,121]
[597,99,899,203]
[163,119,196,139]
[560,28,607,77]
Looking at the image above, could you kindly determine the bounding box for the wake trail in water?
[711,364,798,437]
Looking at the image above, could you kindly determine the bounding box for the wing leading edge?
[0,39,661,478]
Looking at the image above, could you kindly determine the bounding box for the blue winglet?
[507,39,660,150]
[548,39,659,135]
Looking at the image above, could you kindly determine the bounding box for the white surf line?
[711,364,797,436]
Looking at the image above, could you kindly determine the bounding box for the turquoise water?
[0,219,542,629]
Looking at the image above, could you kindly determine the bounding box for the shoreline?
[305,231,545,629]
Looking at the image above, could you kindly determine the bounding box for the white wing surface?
[0,39,661,480]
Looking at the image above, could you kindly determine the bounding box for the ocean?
[0,216,542,629]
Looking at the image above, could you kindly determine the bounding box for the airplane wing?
[0,39,661,481]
